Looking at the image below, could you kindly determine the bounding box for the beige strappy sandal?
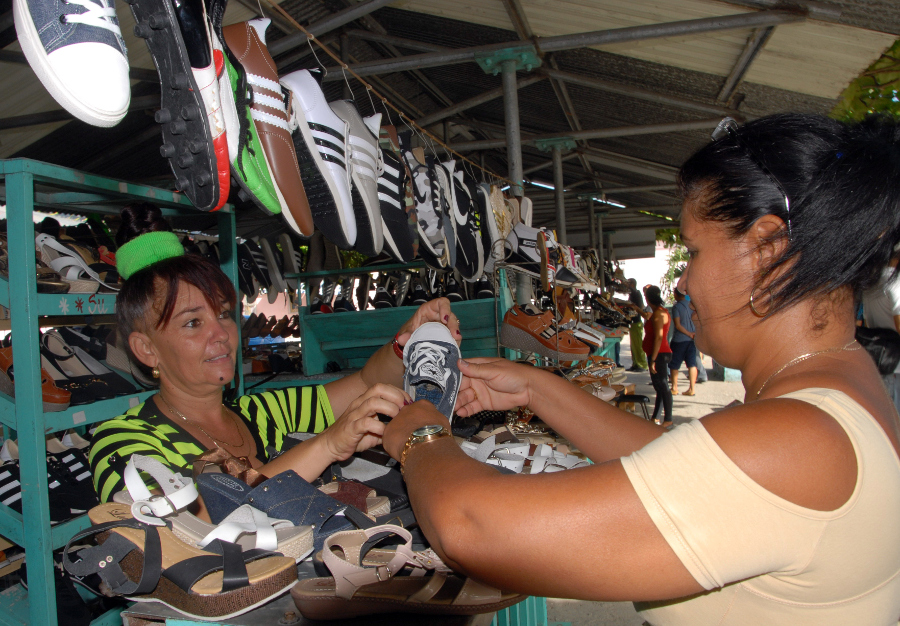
[291,525,525,620]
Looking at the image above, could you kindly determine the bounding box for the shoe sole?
[14,0,128,127]
[127,0,219,211]
[500,324,589,362]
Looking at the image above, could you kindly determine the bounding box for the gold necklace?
[755,339,862,399]
[158,393,245,449]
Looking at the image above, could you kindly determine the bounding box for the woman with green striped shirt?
[89,204,460,517]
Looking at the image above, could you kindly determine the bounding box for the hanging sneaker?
[127,0,219,210]
[223,18,313,235]
[478,183,505,274]
[212,27,280,215]
[240,239,272,297]
[505,222,543,274]
[378,148,415,263]
[279,232,303,293]
[431,160,457,270]
[379,126,417,263]
[403,322,461,421]
[281,69,356,249]
[14,0,129,127]
[329,102,384,257]
[401,134,447,269]
[445,163,484,281]
[180,0,229,211]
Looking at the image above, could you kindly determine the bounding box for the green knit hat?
[117,231,185,280]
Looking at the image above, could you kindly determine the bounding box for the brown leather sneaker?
[500,304,590,363]
[222,18,314,236]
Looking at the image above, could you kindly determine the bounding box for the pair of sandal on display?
[459,426,591,475]
[64,452,521,620]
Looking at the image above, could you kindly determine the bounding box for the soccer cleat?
[126,0,218,210]
[281,69,356,248]
[14,0,129,127]
[185,0,229,211]
[329,102,384,257]
[403,322,461,422]
[223,19,313,235]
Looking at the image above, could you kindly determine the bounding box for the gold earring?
[748,285,771,318]
[152,366,160,378]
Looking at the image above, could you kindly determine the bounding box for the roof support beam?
[344,29,448,53]
[580,148,680,182]
[717,26,774,103]
[0,95,160,131]
[542,67,746,120]
[268,0,396,56]
[447,118,722,151]
[322,10,806,79]
[415,76,545,127]
[523,153,579,176]
[528,184,678,199]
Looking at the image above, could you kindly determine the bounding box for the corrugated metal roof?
[392,0,895,99]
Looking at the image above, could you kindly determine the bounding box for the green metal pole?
[216,209,243,396]
[7,171,57,626]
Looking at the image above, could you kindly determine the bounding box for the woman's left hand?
[382,400,451,461]
[397,298,462,347]
[322,383,410,461]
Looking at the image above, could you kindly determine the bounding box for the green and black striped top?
[89,386,335,503]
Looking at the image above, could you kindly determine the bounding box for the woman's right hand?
[455,358,534,417]
[321,383,409,461]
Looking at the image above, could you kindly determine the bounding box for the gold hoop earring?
[748,285,772,318]
[152,366,160,379]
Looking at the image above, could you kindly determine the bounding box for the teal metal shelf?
[0,158,242,626]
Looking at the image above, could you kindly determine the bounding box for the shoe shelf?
[0,159,242,626]
[298,299,500,376]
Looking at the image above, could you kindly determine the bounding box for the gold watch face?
[413,425,444,437]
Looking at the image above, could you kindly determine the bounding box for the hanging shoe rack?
[0,158,241,626]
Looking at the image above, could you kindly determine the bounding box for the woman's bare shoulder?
[700,397,857,511]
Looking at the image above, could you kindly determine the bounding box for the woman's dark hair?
[645,285,664,308]
[116,203,237,347]
[678,113,900,317]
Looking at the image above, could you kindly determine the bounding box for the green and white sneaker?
[213,31,281,215]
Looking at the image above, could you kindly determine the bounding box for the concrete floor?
[544,333,746,625]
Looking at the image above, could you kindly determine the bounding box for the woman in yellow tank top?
[383,114,900,625]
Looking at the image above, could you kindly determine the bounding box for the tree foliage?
[656,227,688,299]
[832,39,900,122]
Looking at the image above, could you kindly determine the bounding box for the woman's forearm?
[525,369,662,461]
[258,433,336,482]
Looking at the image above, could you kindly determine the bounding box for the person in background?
[862,256,900,410]
[625,278,648,372]
[643,285,673,426]
[669,286,698,396]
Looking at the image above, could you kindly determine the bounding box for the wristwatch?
[399,425,450,473]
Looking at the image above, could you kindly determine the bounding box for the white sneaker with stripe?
[281,69,356,249]
[329,101,384,257]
